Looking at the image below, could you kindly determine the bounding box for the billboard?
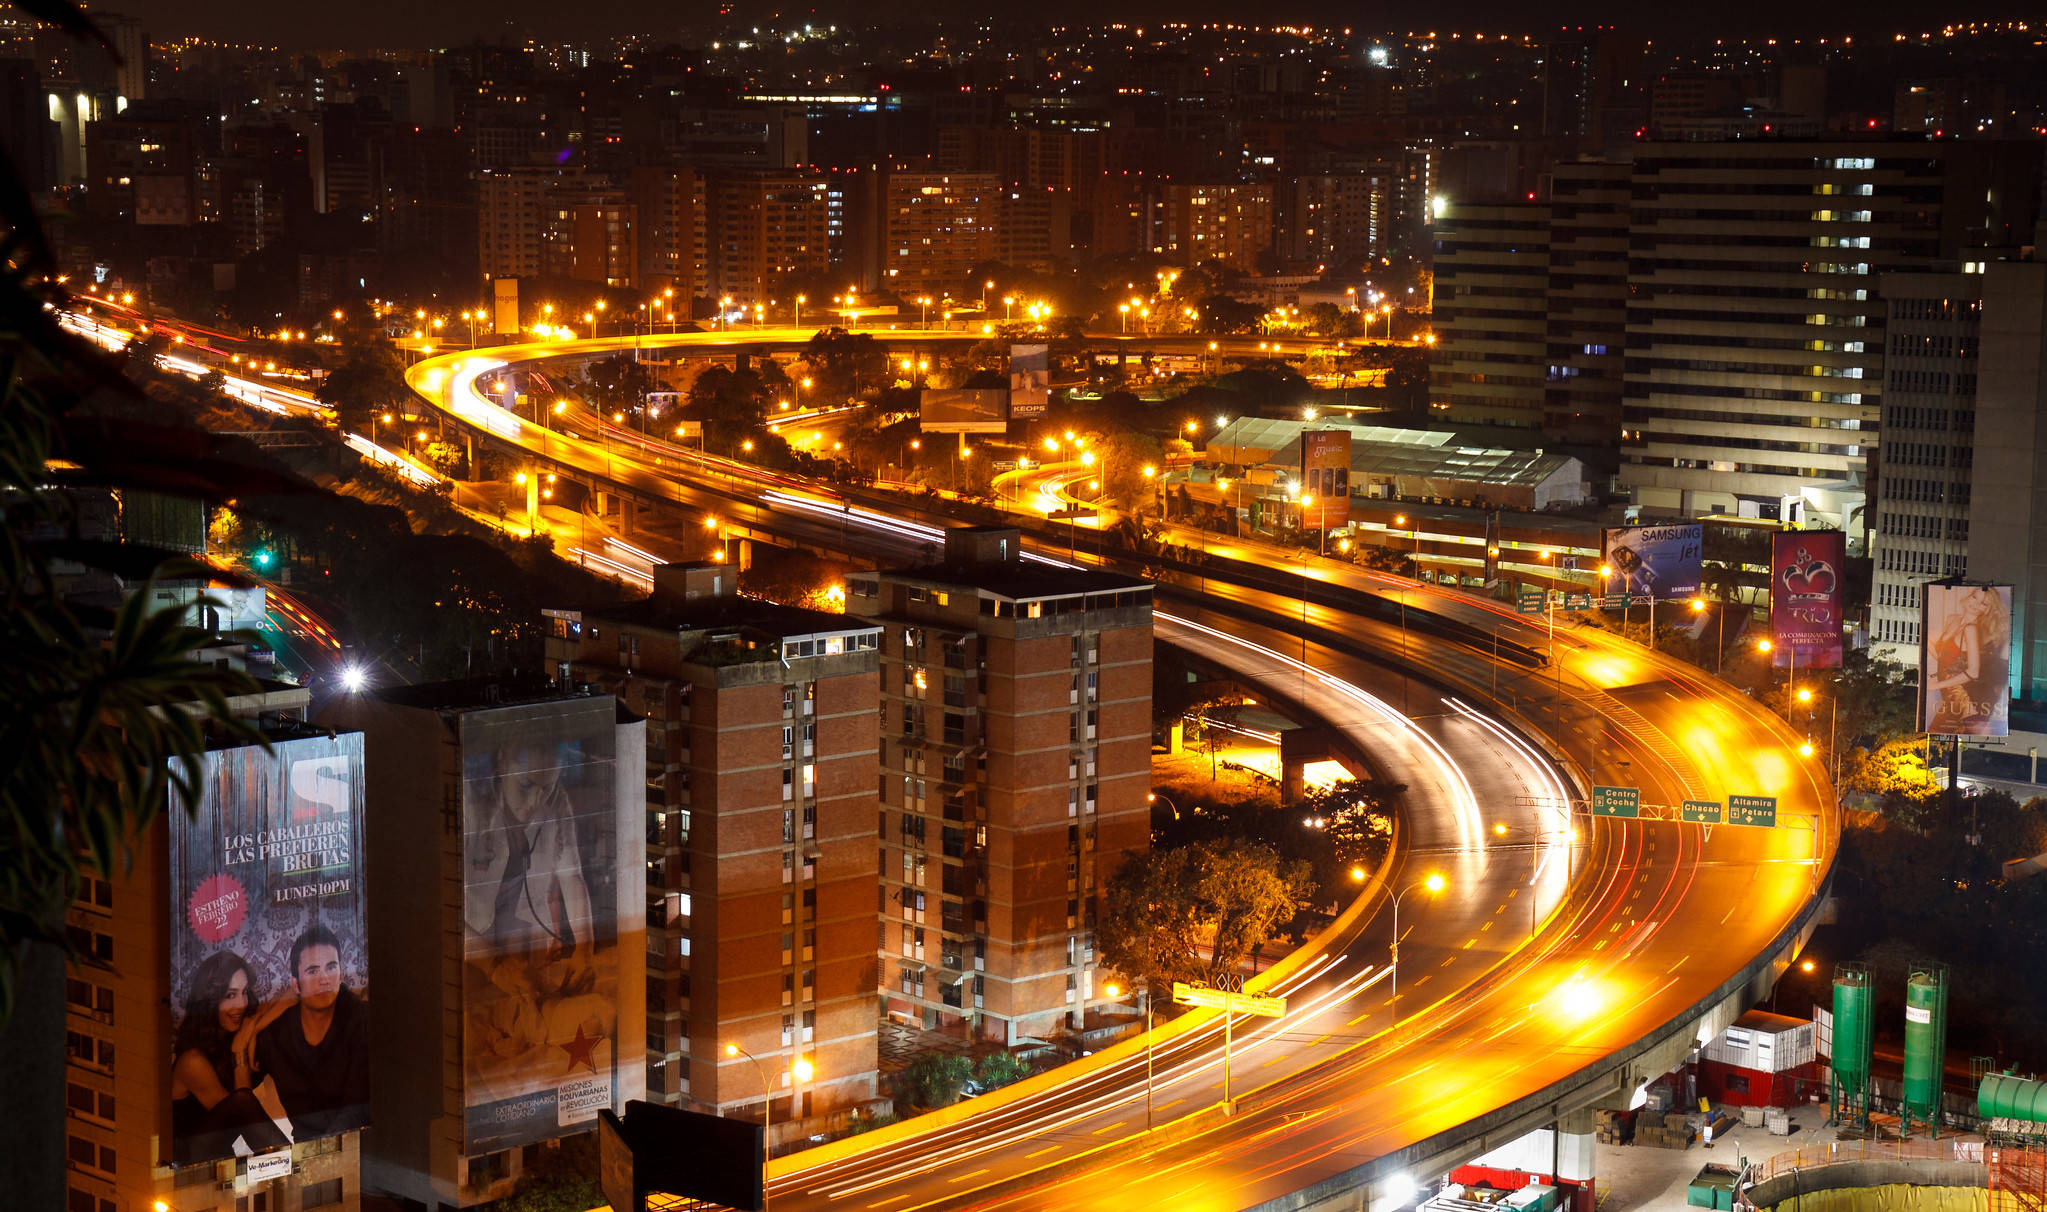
[1920,583,2013,736]
[167,734,369,1165]
[1770,530,1845,669]
[1602,523,1703,600]
[460,701,622,1153]
[1299,429,1352,530]
[1009,344,1051,418]
[493,277,520,336]
[920,388,1007,434]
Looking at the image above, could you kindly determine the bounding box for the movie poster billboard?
[1770,530,1845,670]
[1009,344,1050,419]
[461,699,622,1153]
[1299,429,1352,530]
[1920,583,2013,736]
[492,277,520,336]
[167,734,369,1165]
[919,388,1008,433]
[1602,523,1703,600]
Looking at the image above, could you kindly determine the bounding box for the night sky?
[104,0,2034,49]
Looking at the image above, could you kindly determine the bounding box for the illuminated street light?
[338,665,368,692]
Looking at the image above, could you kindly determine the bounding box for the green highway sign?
[1591,785,1641,818]
[1517,590,1546,615]
[1681,799,1723,824]
[1602,594,1628,611]
[1727,795,1778,828]
[1563,591,1593,612]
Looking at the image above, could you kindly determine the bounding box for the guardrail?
[1753,1138,1986,1184]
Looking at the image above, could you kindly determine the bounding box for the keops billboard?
[1602,523,1703,599]
[1009,345,1051,419]
[460,699,623,1153]
[167,734,370,1165]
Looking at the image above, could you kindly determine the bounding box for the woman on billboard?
[1927,585,2011,735]
[170,951,291,1163]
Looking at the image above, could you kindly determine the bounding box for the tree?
[974,1051,1031,1091]
[803,327,888,403]
[316,336,410,434]
[1098,842,1312,995]
[1195,295,1262,335]
[902,1052,974,1109]
[0,11,269,1199]
[495,1132,602,1212]
[1291,779,1399,904]
[579,351,656,419]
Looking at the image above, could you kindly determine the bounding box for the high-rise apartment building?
[1962,261,2047,700]
[477,166,638,288]
[1432,199,1551,428]
[542,564,885,1140]
[630,164,709,302]
[846,528,1154,1044]
[1434,139,2040,532]
[1620,140,2036,534]
[1159,182,1274,271]
[321,681,645,1209]
[1869,271,1981,667]
[880,171,999,291]
[706,169,837,307]
[65,672,379,1212]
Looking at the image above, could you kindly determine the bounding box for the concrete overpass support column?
[1457,1109,1598,1212]
[618,497,637,537]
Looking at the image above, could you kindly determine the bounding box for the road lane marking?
[1092,1121,1127,1135]
[1157,1098,1186,1111]
[1668,954,1689,973]
[1024,1146,1060,1159]
[950,1169,990,1183]
[1481,920,1494,931]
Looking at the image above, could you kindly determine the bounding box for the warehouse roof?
[1205,418,1581,490]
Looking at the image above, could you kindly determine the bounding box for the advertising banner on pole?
[167,734,370,1164]
[1770,530,1845,670]
[1009,344,1050,419]
[493,278,520,336]
[1919,582,2013,736]
[1601,523,1703,599]
[460,700,622,1153]
[1299,429,1352,530]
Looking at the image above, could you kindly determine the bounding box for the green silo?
[1831,963,1873,1129]
[1902,965,1950,1137]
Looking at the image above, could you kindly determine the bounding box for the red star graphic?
[560,1023,602,1074]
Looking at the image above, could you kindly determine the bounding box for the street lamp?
[1119,302,1130,334]
[724,1042,812,1208]
[1692,597,1724,674]
[1387,872,1445,1019]
[1102,981,1154,1129]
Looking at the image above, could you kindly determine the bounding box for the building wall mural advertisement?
[1920,582,2013,737]
[1770,530,1845,669]
[1299,429,1352,530]
[1601,523,1703,599]
[460,702,621,1154]
[1009,344,1050,418]
[167,734,370,1165]
[919,388,1008,433]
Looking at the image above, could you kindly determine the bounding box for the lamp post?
[1758,638,1795,719]
[795,293,805,330]
[1692,597,1724,674]
[1388,873,1446,1019]
[724,1043,812,1209]
[1102,981,1153,1129]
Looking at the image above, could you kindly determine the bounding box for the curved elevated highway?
[383,332,1840,1212]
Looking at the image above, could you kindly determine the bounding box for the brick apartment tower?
[847,527,1154,1045]
[545,563,884,1141]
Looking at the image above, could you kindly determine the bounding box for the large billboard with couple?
[167,734,370,1165]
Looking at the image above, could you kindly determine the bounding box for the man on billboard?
[1924,584,2012,736]
[252,925,371,1141]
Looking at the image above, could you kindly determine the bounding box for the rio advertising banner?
[460,699,622,1154]
[1770,530,1845,669]
[1601,523,1703,600]
[1920,582,2013,737]
[167,734,370,1165]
